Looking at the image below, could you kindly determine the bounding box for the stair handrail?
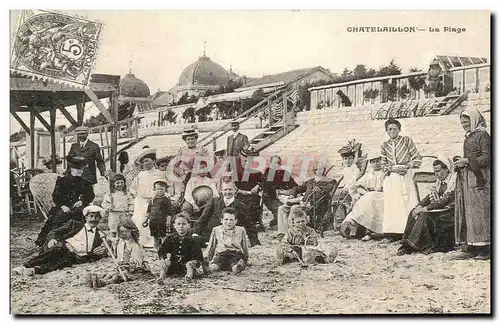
[439,90,470,115]
[200,88,296,148]
[423,90,469,117]
[198,88,296,148]
[197,88,289,146]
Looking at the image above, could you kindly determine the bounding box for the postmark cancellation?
[10,10,103,88]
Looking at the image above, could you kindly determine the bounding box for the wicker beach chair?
[29,173,61,219]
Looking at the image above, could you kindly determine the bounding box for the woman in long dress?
[398,156,456,255]
[130,149,166,248]
[380,118,421,241]
[340,153,385,240]
[453,108,490,259]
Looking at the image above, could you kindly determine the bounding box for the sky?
[9,10,490,134]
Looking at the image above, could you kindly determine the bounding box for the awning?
[194,89,256,111]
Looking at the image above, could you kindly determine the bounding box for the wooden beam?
[50,108,57,173]
[29,111,35,169]
[84,87,114,123]
[10,76,118,93]
[10,110,30,135]
[109,91,119,172]
[76,103,84,125]
[33,109,53,133]
[58,106,78,126]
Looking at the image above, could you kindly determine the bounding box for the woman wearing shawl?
[397,156,456,255]
[453,108,490,260]
[380,118,422,241]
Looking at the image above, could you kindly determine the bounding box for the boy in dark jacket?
[157,213,204,282]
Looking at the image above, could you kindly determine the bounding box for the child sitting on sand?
[88,219,152,288]
[276,208,337,265]
[157,213,204,283]
[206,207,249,275]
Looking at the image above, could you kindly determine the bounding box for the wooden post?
[99,127,104,147]
[283,95,288,134]
[268,98,272,127]
[109,91,118,172]
[134,118,139,141]
[29,111,35,169]
[50,108,57,173]
[105,126,110,161]
[213,140,217,153]
[76,103,85,125]
[62,135,66,169]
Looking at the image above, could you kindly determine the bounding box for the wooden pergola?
[10,73,121,173]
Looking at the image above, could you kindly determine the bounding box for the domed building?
[118,70,155,124]
[120,72,151,98]
[178,55,229,91]
[153,53,246,107]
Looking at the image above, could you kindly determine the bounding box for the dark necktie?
[88,228,94,233]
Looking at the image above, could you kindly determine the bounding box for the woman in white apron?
[380,119,421,241]
[130,149,166,248]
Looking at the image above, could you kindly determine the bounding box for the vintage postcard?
[9,10,491,315]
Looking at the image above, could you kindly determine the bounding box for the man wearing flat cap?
[227,121,250,157]
[68,126,107,185]
[14,205,108,276]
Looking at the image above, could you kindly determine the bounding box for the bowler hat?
[66,155,87,169]
[230,120,240,126]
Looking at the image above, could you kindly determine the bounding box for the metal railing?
[197,88,295,148]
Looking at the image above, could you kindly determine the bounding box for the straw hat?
[181,127,199,140]
[135,148,157,164]
[74,126,90,134]
[83,205,105,217]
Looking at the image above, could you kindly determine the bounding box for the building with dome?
[116,70,157,128]
[120,71,151,98]
[152,54,248,108]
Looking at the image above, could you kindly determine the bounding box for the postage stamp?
[10,10,103,88]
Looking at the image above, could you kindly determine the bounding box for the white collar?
[223,196,235,206]
[79,139,88,147]
[85,223,96,232]
[233,130,240,137]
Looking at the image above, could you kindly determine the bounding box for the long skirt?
[382,170,418,234]
[343,191,384,234]
[455,168,490,246]
[401,208,455,253]
[131,197,155,248]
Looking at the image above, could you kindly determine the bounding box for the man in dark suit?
[14,206,108,276]
[68,126,107,185]
[35,155,95,247]
[193,179,260,247]
[226,121,250,157]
